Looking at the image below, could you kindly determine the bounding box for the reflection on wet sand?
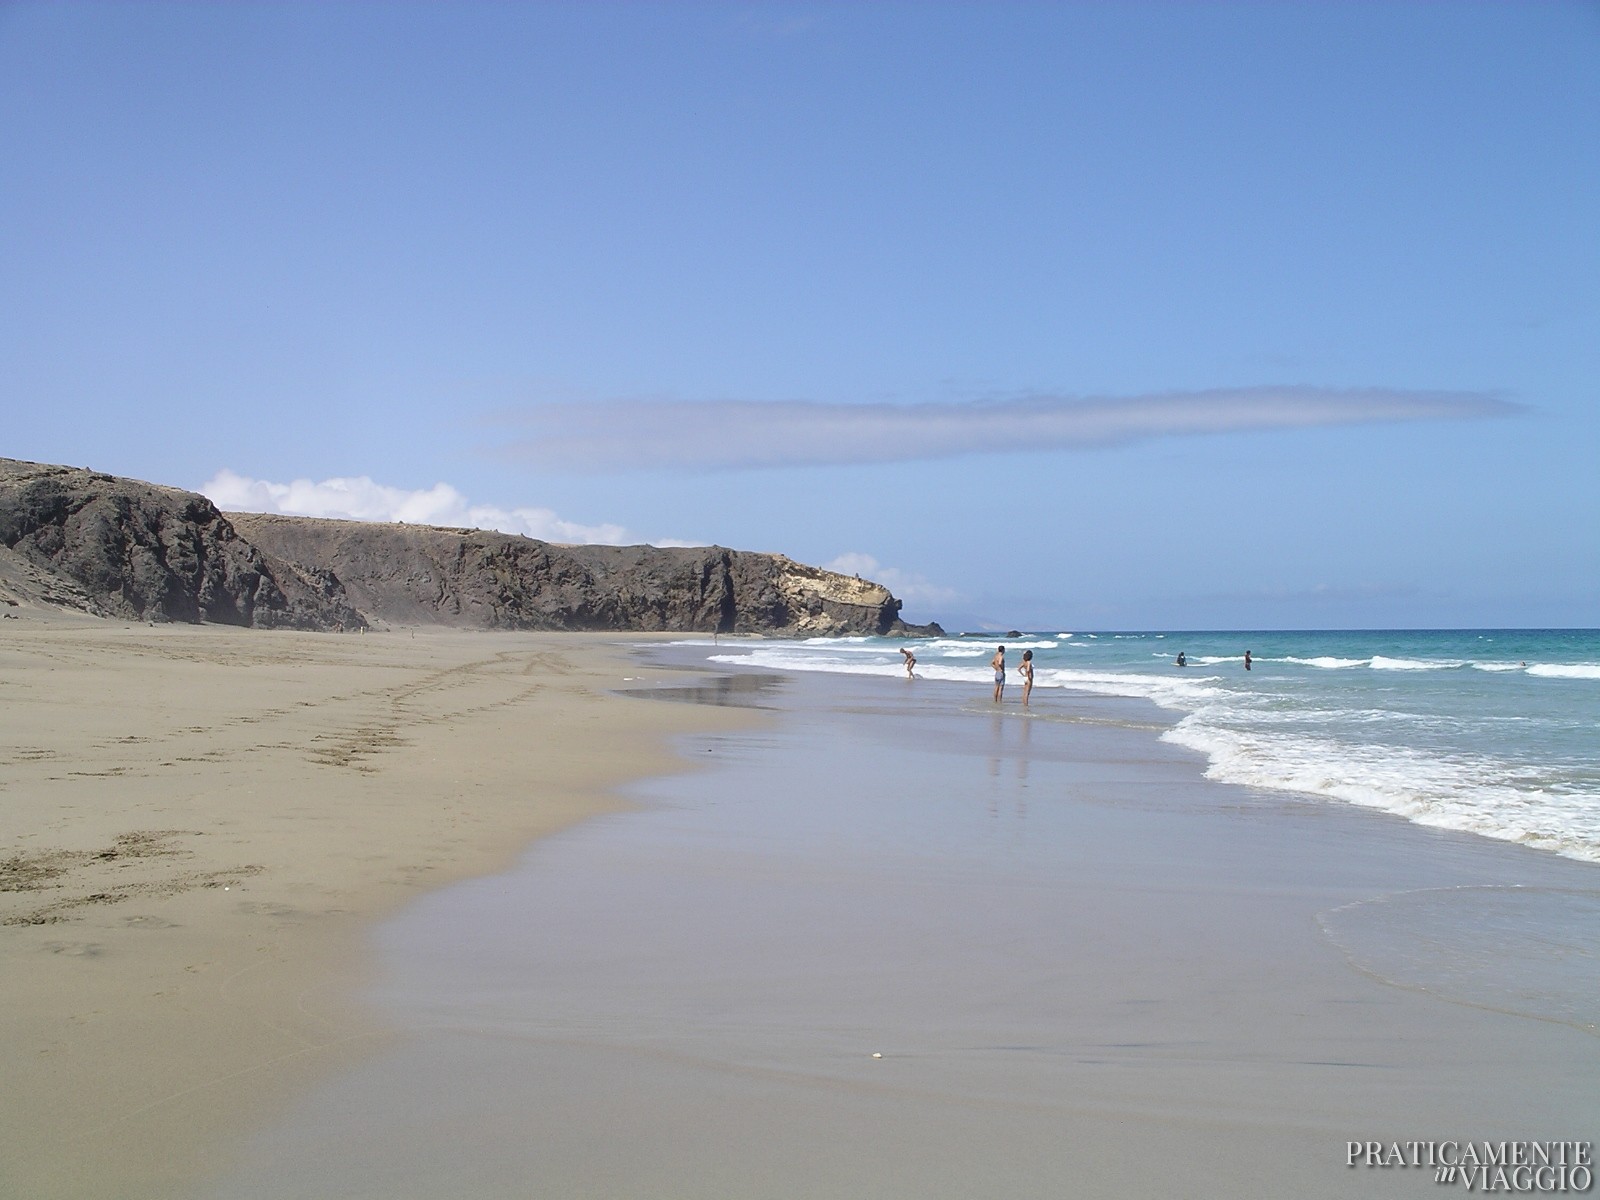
[622,671,788,708]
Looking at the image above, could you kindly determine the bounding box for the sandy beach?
[6,626,1597,1199]
[0,620,751,1200]
[206,647,1598,1200]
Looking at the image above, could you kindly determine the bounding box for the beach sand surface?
[0,621,747,1200]
[205,654,1600,1199]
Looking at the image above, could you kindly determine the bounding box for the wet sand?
[202,649,1600,1199]
[0,621,752,1200]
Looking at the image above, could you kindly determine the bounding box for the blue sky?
[3,1,1596,630]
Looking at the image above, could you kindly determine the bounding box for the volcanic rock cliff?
[0,459,941,636]
[0,459,362,629]
[226,513,936,636]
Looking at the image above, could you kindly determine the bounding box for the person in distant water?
[1176,651,1187,667]
[1018,649,1035,706]
[991,645,1007,702]
[1244,649,1252,671]
[900,647,917,678]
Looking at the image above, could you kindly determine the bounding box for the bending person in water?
[900,647,916,678]
[1018,649,1034,706]
[991,645,1007,702]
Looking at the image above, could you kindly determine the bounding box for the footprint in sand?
[41,941,105,957]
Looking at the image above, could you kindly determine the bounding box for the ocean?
[709,629,1600,865]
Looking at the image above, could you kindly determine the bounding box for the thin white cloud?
[200,469,647,546]
[491,386,1518,472]
[826,552,960,611]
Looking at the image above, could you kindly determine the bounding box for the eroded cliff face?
[765,557,903,636]
[227,513,936,636]
[0,459,941,636]
[0,461,362,629]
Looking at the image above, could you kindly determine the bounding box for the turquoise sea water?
[710,629,1600,864]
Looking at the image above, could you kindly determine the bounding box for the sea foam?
[1163,720,1600,864]
[1528,663,1600,680]
[1370,656,1463,671]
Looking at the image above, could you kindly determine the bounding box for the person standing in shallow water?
[1018,649,1034,706]
[991,645,1007,702]
[1244,650,1252,671]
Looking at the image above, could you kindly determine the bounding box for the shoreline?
[202,648,1599,1198]
[8,627,1597,1197]
[0,622,755,1200]
[703,628,1600,867]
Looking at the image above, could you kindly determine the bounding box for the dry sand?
[0,617,748,1200]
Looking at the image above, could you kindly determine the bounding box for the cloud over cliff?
[200,470,641,546]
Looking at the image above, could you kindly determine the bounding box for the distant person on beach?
[992,645,1007,702]
[900,647,916,677]
[1176,652,1187,667]
[1018,649,1034,706]
[1244,650,1252,671]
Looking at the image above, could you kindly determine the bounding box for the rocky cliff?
[226,512,937,636]
[0,459,941,636]
[0,459,363,629]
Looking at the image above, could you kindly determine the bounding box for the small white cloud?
[201,469,647,546]
[491,386,1519,472]
[826,552,960,610]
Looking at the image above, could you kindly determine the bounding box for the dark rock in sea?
[0,458,943,636]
